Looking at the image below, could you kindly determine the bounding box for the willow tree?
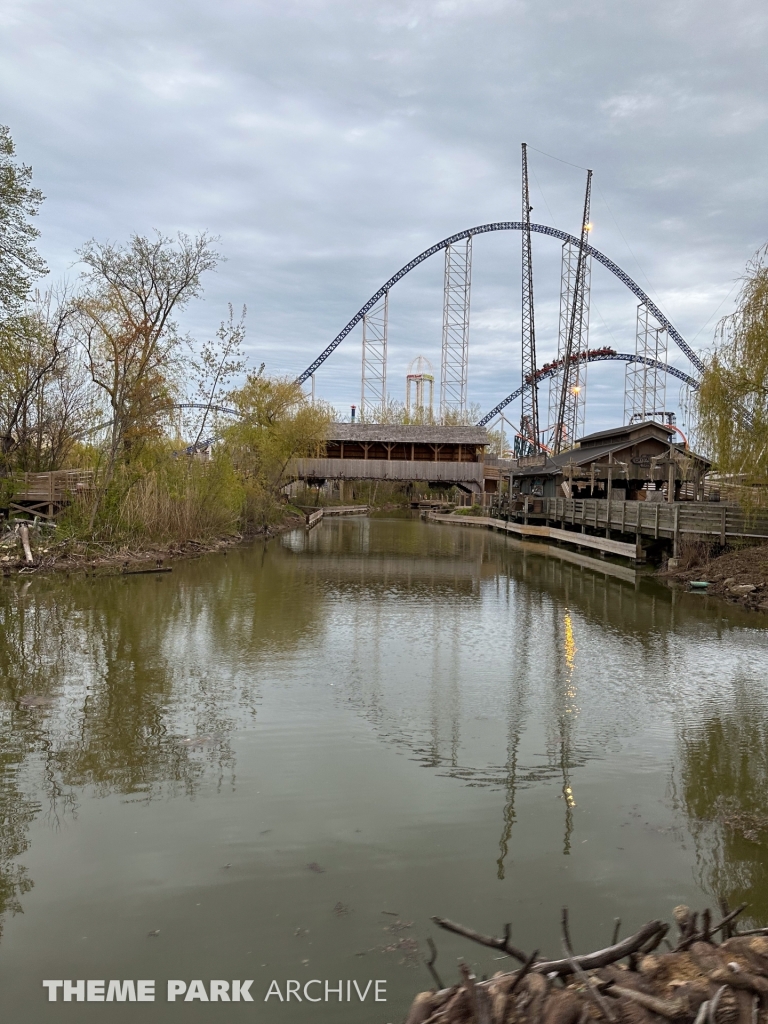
[698,245,768,493]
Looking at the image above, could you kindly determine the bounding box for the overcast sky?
[2,0,766,431]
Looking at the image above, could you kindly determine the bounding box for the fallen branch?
[409,906,768,1024]
[426,937,444,991]
[506,948,540,1000]
[431,917,530,964]
[673,904,748,951]
[533,920,667,976]
[608,985,688,1019]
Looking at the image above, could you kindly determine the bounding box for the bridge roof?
[327,423,489,445]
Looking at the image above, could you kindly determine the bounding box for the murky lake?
[1,517,767,1022]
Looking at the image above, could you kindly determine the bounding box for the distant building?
[508,421,711,502]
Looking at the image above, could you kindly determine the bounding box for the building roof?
[577,420,674,448]
[510,424,710,478]
[326,423,489,445]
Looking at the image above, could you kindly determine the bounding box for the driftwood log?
[406,904,768,1024]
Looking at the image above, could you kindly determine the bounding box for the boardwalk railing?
[10,470,94,518]
[506,497,768,544]
[429,511,640,561]
[304,505,370,529]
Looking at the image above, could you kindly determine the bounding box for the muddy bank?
[0,511,305,576]
[658,544,768,612]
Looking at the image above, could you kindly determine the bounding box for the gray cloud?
[1,0,766,428]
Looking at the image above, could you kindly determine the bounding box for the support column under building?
[361,291,388,420]
[440,237,472,419]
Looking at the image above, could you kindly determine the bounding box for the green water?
[0,517,766,1022]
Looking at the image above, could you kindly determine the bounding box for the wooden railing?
[13,470,94,503]
[504,497,768,543]
[304,505,370,529]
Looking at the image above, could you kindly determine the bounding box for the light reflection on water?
[0,517,766,1022]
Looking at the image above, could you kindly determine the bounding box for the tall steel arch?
[477,352,700,427]
[296,222,702,385]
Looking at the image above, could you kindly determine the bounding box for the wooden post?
[667,456,675,504]
[721,506,727,545]
[673,502,680,558]
[635,534,646,563]
[19,524,33,565]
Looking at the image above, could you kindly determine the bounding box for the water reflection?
[675,682,768,922]
[0,542,328,938]
[0,517,766,962]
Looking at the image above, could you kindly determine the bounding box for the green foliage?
[73,232,220,473]
[59,446,243,546]
[225,373,332,530]
[0,125,47,315]
[698,244,768,494]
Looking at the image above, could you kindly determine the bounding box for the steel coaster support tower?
[551,170,593,453]
[520,143,539,448]
[439,236,472,418]
[624,302,668,424]
[547,244,592,448]
[361,291,388,419]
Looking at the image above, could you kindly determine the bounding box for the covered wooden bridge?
[292,424,498,495]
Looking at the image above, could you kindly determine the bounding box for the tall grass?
[60,453,244,547]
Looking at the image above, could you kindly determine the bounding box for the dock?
[427,511,640,562]
[427,496,768,563]
[303,505,370,529]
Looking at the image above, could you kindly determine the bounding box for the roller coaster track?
[297,222,704,385]
[477,350,699,427]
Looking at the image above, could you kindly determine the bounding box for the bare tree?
[189,303,247,448]
[0,292,76,473]
[72,232,219,522]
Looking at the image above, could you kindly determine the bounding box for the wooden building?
[292,423,494,494]
[508,421,711,502]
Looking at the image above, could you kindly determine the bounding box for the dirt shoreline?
[0,511,306,577]
[658,542,768,612]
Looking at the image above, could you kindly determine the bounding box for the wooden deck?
[510,496,768,545]
[10,470,93,518]
[426,512,640,562]
[428,495,768,563]
[304,505,370,529]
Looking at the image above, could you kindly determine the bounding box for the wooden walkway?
[510,496,768,546]
[10,470,93,519]
[427,512,640,562]
[305,505,370,529]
